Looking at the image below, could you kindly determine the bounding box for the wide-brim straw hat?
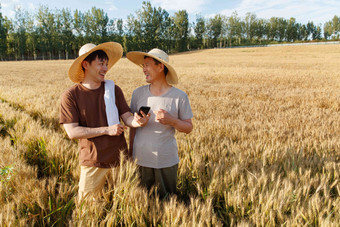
[126,48,178,84]
[68,42,123,83]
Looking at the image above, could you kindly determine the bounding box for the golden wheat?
[0,44,339,226]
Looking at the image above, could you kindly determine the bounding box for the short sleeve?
[178,93,193,120]
[59,90,79,124]
[115,85,131,116]
[130,90,138,114]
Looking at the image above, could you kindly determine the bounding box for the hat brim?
[68,42,123,83]
[126,51,178,84]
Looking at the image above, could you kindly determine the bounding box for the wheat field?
[0,44,339,226]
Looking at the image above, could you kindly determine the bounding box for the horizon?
[1,0,339,26]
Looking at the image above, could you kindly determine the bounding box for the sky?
[1,0,339,25]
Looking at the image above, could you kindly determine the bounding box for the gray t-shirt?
[130,85,193,168]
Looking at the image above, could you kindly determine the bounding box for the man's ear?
[82,61,89,70]
[159,63,165,73]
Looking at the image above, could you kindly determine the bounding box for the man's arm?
[120,111,150,128]
[171,118,193,134]
[154,109,193,134]
[63,122,126,140]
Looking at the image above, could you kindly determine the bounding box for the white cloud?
[1,0,22,18]
[151,0,210,14]
[1,0,20,8]
[219,0,340,24]
[105,1,117,11]
[28,3,35,11]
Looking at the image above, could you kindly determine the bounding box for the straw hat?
[126,48,178,84]
[68,42,123,83]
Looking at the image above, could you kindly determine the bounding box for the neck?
[81,77,102,90]
[149,80,171,96]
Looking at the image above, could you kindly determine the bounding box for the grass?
[0,44,339,226]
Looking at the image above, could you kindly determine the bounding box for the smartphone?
[138,106,150,117]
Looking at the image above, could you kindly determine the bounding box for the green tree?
[107,18,124,49]
[83,9,93,43]
[255,18,268,43]
[331,15,340,38]
[227,11,242,46]
[161,15,175,52]
[36,5,56,59]
[193,14,206,49]
[306,21,316,40]
[93,7,109,42]
[323,21,333,40]
[286,17,298,42]
[268,17,279,40]
[325,15,340,39]
[313,24,322,40]
[125,1,170,52]
[125,14,143,52]
[0,4,8,60]
[14,8,28,60]
[73,9,84,52]
[138,2,163,50]
[298,24,309,41]
[277,17,287,41]
[83,7,109,43]
[107,19,116,41]
[25,11,38,59]
[244,12,257,43]
[207,14,224,48]
[173,10,189,51]
[116,19,125,45]
[54,10,63,59]
[158,9,171,51]
[57,8,74,59]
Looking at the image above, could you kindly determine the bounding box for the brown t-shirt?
[59,82,130,168]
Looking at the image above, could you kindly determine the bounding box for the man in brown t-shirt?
[60,42,150,201]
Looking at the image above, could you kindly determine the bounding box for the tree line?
[0,1,340,61]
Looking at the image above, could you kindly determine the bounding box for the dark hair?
[82,50,108,71]
[144,56,168,76]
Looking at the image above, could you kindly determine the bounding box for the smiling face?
[81,50,109,86]
[82,56,108,84]
[143,57,165,84]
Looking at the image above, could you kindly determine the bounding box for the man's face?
[143,57,163,84]
[84,56,108,83]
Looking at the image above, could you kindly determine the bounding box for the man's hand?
[134,111,151,127]
[106,124,127,136]
[153,109,175,126]
[120,111,150,128]
[153,109,193,134]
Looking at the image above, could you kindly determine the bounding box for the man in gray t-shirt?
[127,48,193,198]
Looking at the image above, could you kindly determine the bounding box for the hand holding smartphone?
[138,106,150,117]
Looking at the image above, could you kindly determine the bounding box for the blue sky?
[1,0,339,25]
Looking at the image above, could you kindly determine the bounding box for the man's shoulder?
[114,84,122,92]
[133,85,149,94]
[170,87,188,97]
[60,84,82,106]
[62,84,79,97]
